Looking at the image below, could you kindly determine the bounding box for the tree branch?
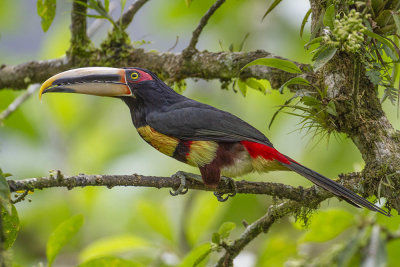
[7,171,331,207]
[0,50,304,91]
[0,84,39,123]
[184,0,226,56]
[69,0,91,58]
[305,1,400,212]
[117,0,150,30]
[0,58,68,90]
[216,200,302,266]
[70,0,89,44]
[87,1,118,38]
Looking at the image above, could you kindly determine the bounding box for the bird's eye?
[130,71,140,81]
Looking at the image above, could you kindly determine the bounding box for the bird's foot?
[214,176,237,202]
[170,171,202,196]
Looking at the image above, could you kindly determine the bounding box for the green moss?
[97,31,133,67]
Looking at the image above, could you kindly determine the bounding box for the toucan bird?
[39,67,390,216]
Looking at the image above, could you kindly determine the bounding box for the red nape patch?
[240,141,291,164]
[136,70,153,82]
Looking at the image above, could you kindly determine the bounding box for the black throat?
[120,80,186,128]
[120,96,147,128]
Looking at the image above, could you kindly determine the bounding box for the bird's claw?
[214,191,230,202]
[170,171,189,196]
[213,176,237,202]
[169,186,188,196]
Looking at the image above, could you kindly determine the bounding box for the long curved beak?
[39,67,131,100]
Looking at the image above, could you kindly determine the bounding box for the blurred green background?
[1,0,399,266]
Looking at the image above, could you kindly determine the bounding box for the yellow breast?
[137,126,179,156]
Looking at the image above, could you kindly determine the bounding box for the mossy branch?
[216,200,301,267]
[8,170,330,207]
[69,0,92,59]
[0,50,304,91]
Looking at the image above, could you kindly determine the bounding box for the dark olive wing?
[146,100,274,147]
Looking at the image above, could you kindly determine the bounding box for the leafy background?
[0,0,399,266]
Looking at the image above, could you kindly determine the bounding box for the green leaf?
[304,36,323,49]
[375,10,392,28]
[257,235,297,266]
[104,0,109,13]
[86,14,108,19]
[2,204,19,250]
[186,193,226,245]
[300,8,312,38]
[178,243,211,267]
[387,239,400,267]
[279,77,310,93]
[237,79,247,97]
[79,235,149,262]
[37,0,56,32]
[366,69,382,86]
[245,78,266,93]
[242,58,302,74]
[0,169,11,215]
[376,210,400,231]
[75,0,89,8]
[78,257,141,267]
[238,32,250,52]
[262,0,282,21]
[323,4,335,29]
[326,101,337,116]
[364,30,395,52]
[137,202,173,242]
[268,89,312,129]
[46,214,84,267]
[392,13,400,36]
[296,209,355,242]
[383,41,398,61]
[371,0,384,13]
[120,0,127,14]
[218,222,236,239]
[211,232,220,244]
[313,46,337,71]
[301,95,320,107]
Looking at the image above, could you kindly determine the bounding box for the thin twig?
[215,201,302,267]
[117,0,150,30]
[168,36,180,52]
[7,170,331,205]
[184,0,226,56]
[0,84,40,123]
[11,190,30,204]
[87,1,118,38]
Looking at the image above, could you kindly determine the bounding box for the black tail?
[282,160,390,217]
